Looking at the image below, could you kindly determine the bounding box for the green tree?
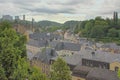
[29,66,48,80]
[12,58,30,80]
[0,21,48,80]
[50,58,72,80]
[14,34,27,58]
[0,65,7,80]
[118,69,120,79]
[118,30,120,38]
[107,28,118,37]
[0,21,20,79]
[90,25,105,38]
[84,21,94,38]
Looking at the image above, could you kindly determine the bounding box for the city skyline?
[0,0,120,23]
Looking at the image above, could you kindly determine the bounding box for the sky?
[0,0,120,23]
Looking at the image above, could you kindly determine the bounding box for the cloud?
[0,0,120,22]
[23,7,74,14]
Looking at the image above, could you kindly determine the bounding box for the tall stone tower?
[113,11,118,25]
[31,18,35,32]
[23,15,25,21]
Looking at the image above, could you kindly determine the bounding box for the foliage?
[0,21,20,79]
[29,66,48,80]
[118,69,120,79]
[107,28,118,37]
[12,58,30,80]
[0,21,48,80]
[73,16,120,44]
[46,26,60,32]
[0,65,7,80]
[37,20,61,27]
[50,58,72,80]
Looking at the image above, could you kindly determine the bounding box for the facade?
[82,58,109,69]
[110,62,120,72]
[2,15,13,21]
[64,30,79,43]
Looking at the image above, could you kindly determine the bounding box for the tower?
[23,15,25,21]
[113,11,118,25]
[31,18,35,32]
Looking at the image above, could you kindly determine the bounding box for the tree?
[107,28,118,37]
[90,25,105,38]
[117,30,120,38]
[0,21,20,79]
[84,21,94,38]
[29,66,48,80]
[0,21,48,80]
[14,34,27,58]
[0,65,7,80]
[50,58,72,80]
[118,69,120,79]
[12,58,30,80]
[95,16,104,21]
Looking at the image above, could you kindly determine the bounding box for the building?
[26,39,48,54]
[51,49,120,72]
[79,50,120,71]
[51,49,120,80]
[15,16,19,20]
[2,15,13,21]
[100,43,120,53]
[31,48,58,75]
[72,65,119,80]
[86,68,119,80]
[29,32,62,41]
[54,42,81,56]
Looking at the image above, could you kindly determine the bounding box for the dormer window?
[91,52,95,56]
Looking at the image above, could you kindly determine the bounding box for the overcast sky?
[0,0,120,23]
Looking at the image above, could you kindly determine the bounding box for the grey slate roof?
[55,42,81,51]
[63,54,82,66]
[27,39,48,47]
[51,53,82,66]
[101,43,118,49]
[33,48,58,64]
[79,50,120,63]
[49,41,60,48]
[72,65,92,78]
[86,68,119,80]
[51,49,120,66]
[29,32,62,40]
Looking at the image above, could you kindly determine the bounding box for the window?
[115,67,119,72]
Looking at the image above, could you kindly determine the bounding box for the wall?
[110,62,120,71]
[26,45,44,54]
[72,76,85,80]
